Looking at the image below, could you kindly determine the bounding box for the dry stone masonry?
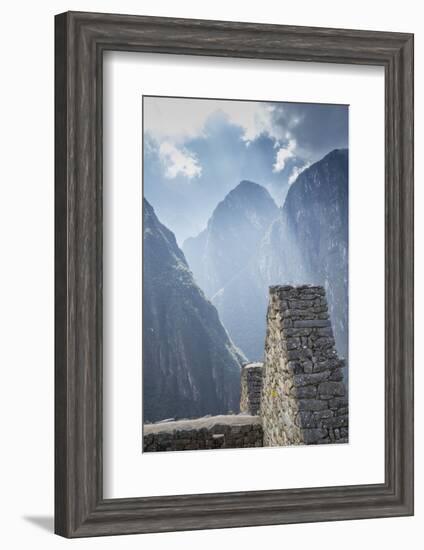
[143,415,263,452]
[261,285,348,446]
[143,285,348,452]
[240,362,263,415]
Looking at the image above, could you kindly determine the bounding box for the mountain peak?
[305,148,348,177]
[285,148,348,201]
[236,179,263,190]
[182,180,279,305]
[214,181,278,218]
[325,147,348,159]
[227,180,272,200]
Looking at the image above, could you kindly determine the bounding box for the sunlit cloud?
[159,142,202,179]
[143,97,349,243]
[272,139,297,172]
[143,97,289,144]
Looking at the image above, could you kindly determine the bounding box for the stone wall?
[143,414,263,452]
[240,362,263,415]
[261,285,348,446]
[143,284,348,451]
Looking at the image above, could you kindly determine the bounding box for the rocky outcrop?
[143,199,244,422]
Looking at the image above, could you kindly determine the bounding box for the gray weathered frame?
[55,11,414,538]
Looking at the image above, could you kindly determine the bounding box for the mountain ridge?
[143,198,245,422]
[183,180,279,299]
[185,149,349,365]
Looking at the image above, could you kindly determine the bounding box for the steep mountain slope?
[143,199,244,422]
[183,180,279,299]
[212,149,349,363]
[261,148,348,359]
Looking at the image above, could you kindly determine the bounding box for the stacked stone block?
[261,285,348,446]
[240,362,264,415]
[143,415,263,452]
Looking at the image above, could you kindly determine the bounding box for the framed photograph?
[55,11,414,537]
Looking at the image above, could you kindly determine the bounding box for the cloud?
[143,98,349,243]
[272,103,348,159]
[272,139,297,172]
[220,102,275,143]
[158,142,202,179]
[143,97,288,144]
[288,161,311,185]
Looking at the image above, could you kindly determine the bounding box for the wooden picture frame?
[55,11,414,537]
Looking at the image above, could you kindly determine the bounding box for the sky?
[143,96,348,244]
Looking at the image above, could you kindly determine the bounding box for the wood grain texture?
[54,11,414,538]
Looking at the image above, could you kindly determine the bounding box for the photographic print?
[142,96,348,452]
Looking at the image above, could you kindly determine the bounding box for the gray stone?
[318,381,346,399]
[298,399,328,411]
[329,369,344,381]
[313,409,334,421]
[286,349,302,361]
[313,336,335,347]
[303,428,328,444]
[286,337,301,350]
[293,385,317,399]
[293,371,330,387]
[320,415,348,429]
[288,300,312,310]
[329,397,349,409]
[293,319,331,328]
[316,327,334,337]
[284,328,312,337]
[311,306,328,314]
[302,360,314,373]
[295,411,314,428]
